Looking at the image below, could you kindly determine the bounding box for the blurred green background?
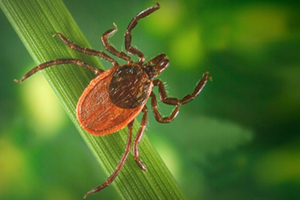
[0,0,299,200]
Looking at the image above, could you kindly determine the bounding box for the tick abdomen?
[76,66,150,136]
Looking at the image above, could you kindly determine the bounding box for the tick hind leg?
[101,23,132,63]
[53,32,119,66]
[14,59,103,83]
[84,121,134,199]
[150,72,212,123]
[125,2,160,63]
[133,106,148,172]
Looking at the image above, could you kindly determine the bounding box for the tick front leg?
[151,92,180,123]
[180,72,212,104]
[150,72,211,123]
[14,59,103,83]
[133,106,148,172]
[53,33,119,66]
[125,2,160,64]
[101,23,132,63]
[153,72,212,105]
[84,120,134,199]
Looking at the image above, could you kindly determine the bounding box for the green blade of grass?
[0,0,186,199]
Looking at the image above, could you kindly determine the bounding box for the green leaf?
[0,0,186,199]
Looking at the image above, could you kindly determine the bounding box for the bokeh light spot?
[21,74,67,138]
[255,146,300,185]
[44,187,75,200]
[0,138,28,196]
[170,26,204,69]
[151,135,181,180]
[235,4,289,48]
[145,0,183,36]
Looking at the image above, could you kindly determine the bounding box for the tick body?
[77,64,152,135]
[15,2,212,198]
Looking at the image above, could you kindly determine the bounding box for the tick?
[15,2,212,198]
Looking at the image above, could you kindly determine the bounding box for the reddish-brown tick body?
[77,64,153,136]
[15,2,211,198]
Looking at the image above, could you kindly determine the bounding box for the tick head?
[143,54,170,80]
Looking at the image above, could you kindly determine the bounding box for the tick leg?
[125,2,160,64]
[53,33,119,66]
[84,120,134,199]
[151,92,180,123]
[179,72,212,104]
[150,72,212,123]
[154,72,212,105]
[133,106,148,172]
[101,23,132,63]
[14,59,103,83]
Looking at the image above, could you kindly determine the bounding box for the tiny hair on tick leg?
[15,2,212,198]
